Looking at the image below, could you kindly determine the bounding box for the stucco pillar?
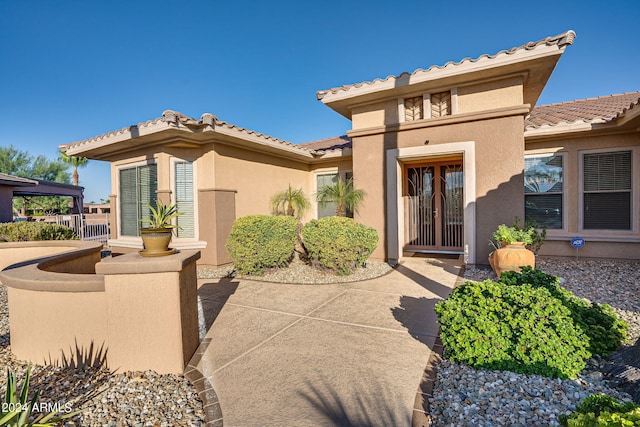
[198,188,236,266]
[96,250,201,374]
[109,194,117,240]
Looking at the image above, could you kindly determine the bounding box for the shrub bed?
[302,217,378,275]
[559,393,640,426]
[0,222,77,241]
[226,215,297,275]
[435,279,590,378]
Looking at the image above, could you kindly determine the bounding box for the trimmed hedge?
[435,279,591,379]
[0,222,78,241]
[226,215,297,275]
[500,267,628,357]
[302,216,378,275]
[559,394,640,426]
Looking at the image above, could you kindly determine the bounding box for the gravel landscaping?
[430,256,640,427]
[198,256,392,284]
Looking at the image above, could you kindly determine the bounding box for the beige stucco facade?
[64,30,639,266]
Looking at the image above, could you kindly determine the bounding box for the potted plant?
[492,224,533,247]
[488,221,535,277]
[139,199,182,257]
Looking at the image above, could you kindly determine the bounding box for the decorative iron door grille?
[405,162,463,252]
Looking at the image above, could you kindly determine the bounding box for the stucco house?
[62,30,640,266]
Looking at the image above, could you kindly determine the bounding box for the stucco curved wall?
[0,241,106,365]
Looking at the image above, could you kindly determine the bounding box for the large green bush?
[0,222,77,241]
[559,394,640,426]
[500,267,628,357]
[226,215,297,275]
[435,279,590,379]
[302,216,378,275]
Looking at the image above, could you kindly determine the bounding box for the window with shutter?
[404,96,423,122]
[583,151,632,230]
[119,163,157,236]
[430,91,451,118]
[524,154,564,229]
[175,161,195,238]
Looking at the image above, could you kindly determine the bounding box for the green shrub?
[0,222,78,241]
[559,394,640,426]
[302,216,378,275]
[500,267,628,356]
[435,279,590,378]
[226,215,297,275]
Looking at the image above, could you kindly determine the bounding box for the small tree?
[59,149,89,186]
[270,184,310,219]
[316,177,365,217]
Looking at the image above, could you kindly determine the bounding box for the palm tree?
[59,150,89,186]
[316,176,365,217]
[270,184,310,219]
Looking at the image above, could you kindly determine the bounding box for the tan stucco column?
[96,250,201,374]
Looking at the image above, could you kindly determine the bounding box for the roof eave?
[319,34,573,119]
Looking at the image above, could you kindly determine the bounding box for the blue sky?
[1,0,638,202]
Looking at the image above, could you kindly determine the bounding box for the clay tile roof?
[317,30,576,100]
[526,91,640,129]
[299,135,352,151]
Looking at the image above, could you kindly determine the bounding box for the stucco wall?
[457,76,524,114]
[212,144,311,220]
[352,113,525,263]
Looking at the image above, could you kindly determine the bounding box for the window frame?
[524,152,567,232]
[313,169,354,219]
[116,159,158,239]
[579,147,637,234]
[170,157,199,242]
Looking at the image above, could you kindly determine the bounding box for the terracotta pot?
[140,228,174,257]
[489,243,535,277]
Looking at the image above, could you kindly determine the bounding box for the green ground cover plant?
[435,279,590,378]
[302,216,378,275]
[226,215,297,275]
[0,222,77,241]
[500,267,628,357]
[559,393,640,426]
[436,267,628,379]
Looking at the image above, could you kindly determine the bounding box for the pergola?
[0,173,84,222]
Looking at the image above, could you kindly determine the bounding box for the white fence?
[56,214,110,244]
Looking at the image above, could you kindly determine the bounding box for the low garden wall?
[0,241,199,374]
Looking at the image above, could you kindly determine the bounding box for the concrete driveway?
[192,256,462,427]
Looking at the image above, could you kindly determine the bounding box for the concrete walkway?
[194,256,462,427]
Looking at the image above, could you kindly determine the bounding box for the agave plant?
[140,199,183,230]
[0,365,83,426]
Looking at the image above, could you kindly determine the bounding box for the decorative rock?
[430,257,639,426]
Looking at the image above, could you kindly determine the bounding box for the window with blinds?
[175,161,195,238]
[524,155,564,229]
[583,151,632,230]
[119,163,157,236]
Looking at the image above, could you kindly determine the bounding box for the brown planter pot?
[488,243,535,277]
[140,228,175,257]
